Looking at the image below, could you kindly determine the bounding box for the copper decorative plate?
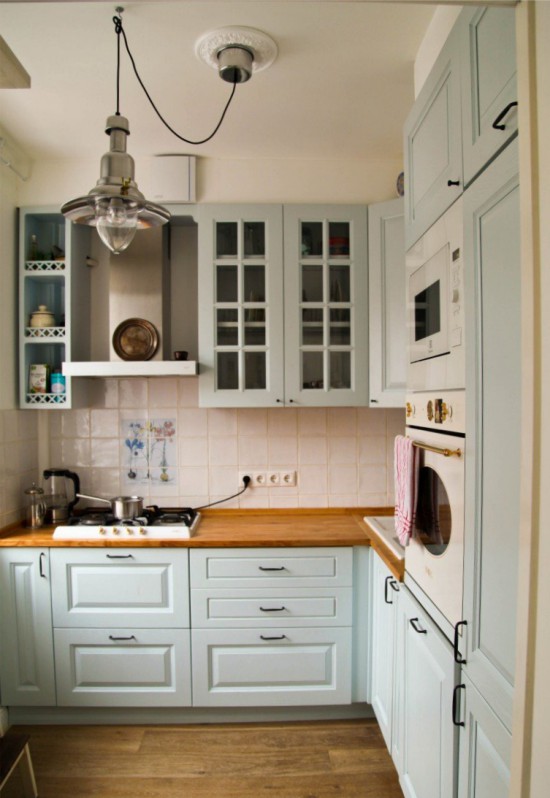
[112,318,159,361]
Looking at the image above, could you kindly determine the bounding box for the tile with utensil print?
[121,418,177,490]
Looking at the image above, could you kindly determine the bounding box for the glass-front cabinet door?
[198,205,284,407]
[283,205,368,406]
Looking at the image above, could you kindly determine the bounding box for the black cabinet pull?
[453,620,468,664]
[260,635,287,641]
[384,575,394,605]
[108,635,136,642]
[106,554,134,559]
[259,566,286,571]
[409,617,427,634]
[371,399,379,403]
[390,579,400,593]
[39,552,46,579]
[492,101,518,130]
[447,179,460,187]
[260,606,286,612]
[452,684,466,727]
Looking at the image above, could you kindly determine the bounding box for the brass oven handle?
[412,441,462,458]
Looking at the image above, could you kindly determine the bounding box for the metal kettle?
[43,468,80,523]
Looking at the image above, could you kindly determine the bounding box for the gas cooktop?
[52,506,201,540]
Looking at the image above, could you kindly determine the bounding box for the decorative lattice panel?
[26,393,67,405]
[25,327,66,339]
[25,260,65,272]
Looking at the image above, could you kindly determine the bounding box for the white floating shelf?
[62,361,198,378]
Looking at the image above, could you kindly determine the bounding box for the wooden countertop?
[0,507,403,578]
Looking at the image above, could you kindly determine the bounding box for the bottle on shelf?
[28,234,38,261]
[51,369,66,401]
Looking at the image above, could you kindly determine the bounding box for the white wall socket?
[240,471,297,488]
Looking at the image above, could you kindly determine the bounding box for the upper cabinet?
[283,205,368,407]
[198,204,285,407]
[404,6,517,249]
[19,207,91,410]
[403,25,463,249]
[458,6,517,187]
[368,198,406,408]
[198,204,369,408]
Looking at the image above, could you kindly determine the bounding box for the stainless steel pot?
[76,493,144,519]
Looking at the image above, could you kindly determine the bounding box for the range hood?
[62,360,198,378]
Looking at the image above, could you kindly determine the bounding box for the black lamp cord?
[113,13,237,145]
[193,476,251,511]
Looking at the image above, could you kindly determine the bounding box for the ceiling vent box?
[151,155,196,203]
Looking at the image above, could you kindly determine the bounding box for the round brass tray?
[112,318,159,361]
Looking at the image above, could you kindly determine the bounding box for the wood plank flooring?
[14,719,403,797]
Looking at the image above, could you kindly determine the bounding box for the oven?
[404,390,465,635]
[407,198,465,392]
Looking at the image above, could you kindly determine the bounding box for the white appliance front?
[405,390,465,630]
[407,198,465,392]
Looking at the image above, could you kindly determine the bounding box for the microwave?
[406,198,465,392]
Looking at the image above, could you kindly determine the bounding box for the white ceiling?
[0,1,435,164]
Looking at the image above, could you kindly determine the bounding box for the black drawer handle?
[492,101,518,130]
[390,579,400,593]
[447,179,460,187]
[454,620,468,664]
[452,684,466,727]
[108,635,136,642]
[259,566,286,572]
[260,635,287,641]
[410,617,427,634]
[39,552,47,578]
[106,554,134,559]
[384,575,393,605]
[260,606,286,612]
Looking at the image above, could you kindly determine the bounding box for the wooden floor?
[15,719,403,797]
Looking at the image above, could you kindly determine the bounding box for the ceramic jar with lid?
[29,305,55,328]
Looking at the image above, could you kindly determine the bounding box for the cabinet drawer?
[190,547,353,588]
[191,587,353,628]
[54,627,191,707]
[51,548,189,628]
[192,627,352,707]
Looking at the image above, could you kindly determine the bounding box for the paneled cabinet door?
[370,551,400,753]
[457,673,511,798]
[459,5,517,187]
[198,204,284,407]
[397,585,458,798]
[0,549,56,705]
[368,198,406,407]
[283,205,368,406]
[463,141,520,732]
[404,25,462,249]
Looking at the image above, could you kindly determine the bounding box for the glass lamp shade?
[61,115,171,254]
[95,197,139,254]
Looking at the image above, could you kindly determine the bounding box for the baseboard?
[8,703,374,726]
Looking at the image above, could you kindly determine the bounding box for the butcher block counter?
[0,507,404,579]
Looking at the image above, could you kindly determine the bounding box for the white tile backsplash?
[0,382,404,527]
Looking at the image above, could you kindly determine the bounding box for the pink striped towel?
[394,435,419,546]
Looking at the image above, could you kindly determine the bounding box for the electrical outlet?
[267,471,280,486]
[281,470,297,487]
[239,471,267,487]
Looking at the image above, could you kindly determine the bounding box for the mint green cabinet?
[463,141,520,732]
[0,549,56,705]
[459,6,517,187]
[283,205,368,406]
[19,207,91,409]
[368,198,406,407]
[403,26,462,248]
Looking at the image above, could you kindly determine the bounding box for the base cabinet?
[192,626,352,707]
[54,628,192,707]
[0,549,56,706]
[457,673,511,798]
[397,585,458,798]
[370,550,400,753]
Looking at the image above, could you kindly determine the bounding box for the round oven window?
[414,466,452,556]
